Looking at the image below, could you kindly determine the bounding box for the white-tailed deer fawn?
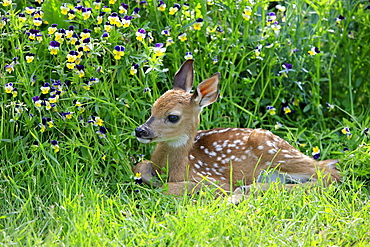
[134,60,341,203]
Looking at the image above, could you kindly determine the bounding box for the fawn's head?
[135,60,220,147]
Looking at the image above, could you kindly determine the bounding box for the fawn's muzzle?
[135,126,150,138]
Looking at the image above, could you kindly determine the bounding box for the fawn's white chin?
[137,137,151,144]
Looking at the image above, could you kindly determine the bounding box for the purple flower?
[49,41,60,48]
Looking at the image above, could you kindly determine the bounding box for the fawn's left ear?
[173,59,194,93]
[191,72,220,108]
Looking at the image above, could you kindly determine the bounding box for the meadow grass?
[1,0,370,245]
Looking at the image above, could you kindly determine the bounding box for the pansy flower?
[122,15,132,28]
[134,172,143,184]
[48,24,58,35]
[326,102,335,110]
[169,3,180,15]
[276,5,286,12]
[193,18,203,30]
[364,128,369,136]
[104,22,113,32]
[76,65,85,78]
[147,32,154,43]
[32,96,43,108]
[152,43,166,57]
[136,28,146,41]
[266,12,276,26]
[178,33,187,42]
[157,1,166,11]
[25,53,35,63]
[96,126,107,138]
[113,45,125,60]
[93,0,102,9]
[108,12,120,25]
[54,28,65,42]
[184,52,193,60]
[102,6,112,12]
[2,0,12,7]
[341,127,352,140]
[80,29,91,39]
[308,47,320,55]
[243,6,252,20]
[5,83,14,93]
[81,8,92,20]
[119,3,128,14]
[266,106,276,115]
[132,7,141,18]
[27,29,40,40]
[48,41,60,55]
[18,13,27,22]
[101,32,110,39]
[161,30,170,36]
[88,116,104,126]
[166,37,174,46]
[60,3,69,15]
[33,17,42,26]
[312,146,320,160]
[4,63,14,73]
[109,0,117,4]
[335,15,345,24]
[40,83,50,94]
[283,106,292,114]
[271,21,281,33]
[279,63,295,76]
[130,63,139,75]
[254,44,262,57]
[68,9,76,20]
[60,111,73,120]
[50,140,60,153]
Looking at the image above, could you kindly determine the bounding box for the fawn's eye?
[168,115,179,123]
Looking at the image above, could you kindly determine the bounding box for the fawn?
[133,60,341,203]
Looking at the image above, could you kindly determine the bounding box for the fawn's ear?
[173,59,194,93]
[191,72,220,108]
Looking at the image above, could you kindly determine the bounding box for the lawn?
[1,0,370,246]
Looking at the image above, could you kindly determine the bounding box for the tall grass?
[1,0,370,245]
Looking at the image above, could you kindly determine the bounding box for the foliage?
[0,0,370,245]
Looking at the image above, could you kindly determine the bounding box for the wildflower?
[96,126,107,138]
[279,63,294,76]
[68,9,76,20]
[134,172,143,184]
[81,8,92,20]
[335,15,345,24]
[166,37,174,46]
[274,122,283,130]
[47,24,58,35]
[51,140,60,153]
[212,58,218,64]
[32,96,43,108]
[40,83,50,94]
[161,30,170,36]
[136,28,146,41]
[271,21,281,33]
[130,63,139,75]
[283,106,292,114]
[31,141,39,151]
[67,50,78,63]
[243,6,252,20]
[60,3,69,15]
[33,17,42,26]
[119,3,128,14]
[326,102,335,110]
[5,83,14,93]
[122,15,132,28]
[143,87,151,93]
[54,28,65,42]
[341,127,352,139]
[147,32,154,43]
[76,65,85,78]
[48,41,60,55]
[101,5,111,12]
[178,33,187,42]
[109,0,116,4]
[266,106,276,115]
[152,43,166,57]
[80,29,91,39]
[276,5,286,12]
[4,64,14,73]
[184,52,193,60]
[25,6,36,14]
[193,18,203,30]
[104,22,113,32]
[140,1,148,7]
[157,1,166,11]
[312,146,320,160]
[169,3,180,15]
[101,32,109,39]
[266,12,276,26]
[364,128,369,136]
[108,12,120,25]
[93,0,102,9]
[2,0,12,6]
[308,47,320,56]
[132,7,141,18]
[27,29,40,40]
[254,44,262,57]
[88,116,104,126]
[113,45,125,60]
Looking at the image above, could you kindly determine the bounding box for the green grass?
[1,0,370,245]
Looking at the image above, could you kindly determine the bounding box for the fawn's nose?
[135,126,149,138]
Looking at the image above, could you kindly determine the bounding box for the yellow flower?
[178,33,187,42]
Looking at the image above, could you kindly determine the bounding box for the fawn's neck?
[151,133,196,182]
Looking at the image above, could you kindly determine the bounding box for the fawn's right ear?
[173,59,194,93]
